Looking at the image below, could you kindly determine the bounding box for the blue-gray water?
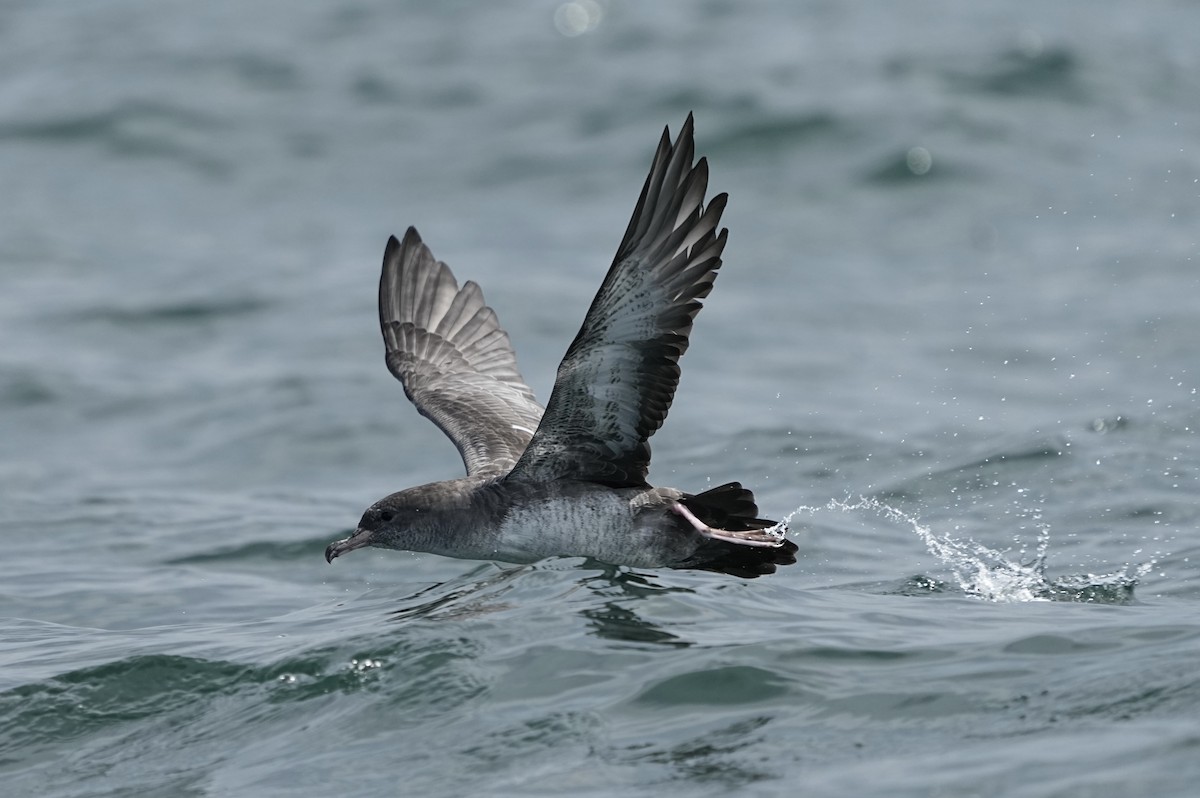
[3,2,1199,796]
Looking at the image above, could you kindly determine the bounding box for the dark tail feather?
[673,482,798,579]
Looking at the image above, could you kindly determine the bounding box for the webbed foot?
[671,502,789,548]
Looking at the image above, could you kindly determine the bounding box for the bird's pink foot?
[671,502,788,548]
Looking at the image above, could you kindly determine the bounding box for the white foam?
[779,494,1157,603]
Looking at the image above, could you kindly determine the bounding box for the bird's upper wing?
[507,114,728,486]
[379,228,544,478]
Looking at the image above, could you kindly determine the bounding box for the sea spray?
[778,496,1153,603]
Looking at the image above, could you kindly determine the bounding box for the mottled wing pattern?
[508,114,728,486]
[379,228,544,477]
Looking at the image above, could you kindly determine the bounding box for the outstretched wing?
[507,114,728,486]
[379,227,544,477]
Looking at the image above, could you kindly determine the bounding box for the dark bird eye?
[380,510,394,522]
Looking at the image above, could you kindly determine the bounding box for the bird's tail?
[674,482,798,578]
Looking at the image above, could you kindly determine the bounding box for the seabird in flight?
[325,115,796,578]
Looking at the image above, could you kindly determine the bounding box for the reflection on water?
[578,566,694,647]
[385,559,697,647]
[388,563,525,622]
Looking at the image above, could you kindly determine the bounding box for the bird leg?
[671,502,788,548]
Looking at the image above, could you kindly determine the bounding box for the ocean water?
[2,1,1199,796]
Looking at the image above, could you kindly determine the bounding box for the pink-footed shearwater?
[325,114,797,578]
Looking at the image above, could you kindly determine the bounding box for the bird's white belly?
[492,492,666,566]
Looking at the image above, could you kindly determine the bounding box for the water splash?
[780,497,1154,603]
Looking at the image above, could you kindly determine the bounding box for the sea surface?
[2,2,1199,796]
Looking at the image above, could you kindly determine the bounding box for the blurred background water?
[2,1,1199,796]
